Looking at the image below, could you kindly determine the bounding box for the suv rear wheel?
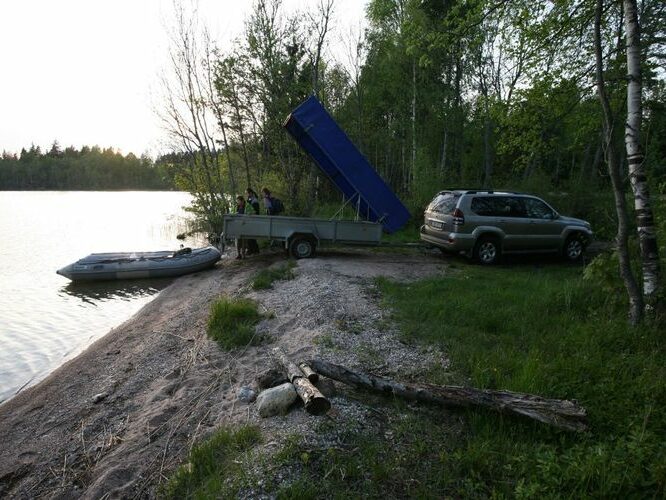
[563,234,584,262]
[474,236,501,265]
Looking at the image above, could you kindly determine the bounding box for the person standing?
[244,188,260,255]
[234,195,247,259]
[246,188,261,215]
[261,187,274,215]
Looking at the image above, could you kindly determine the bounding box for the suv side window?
[523,197,555,219]
[471,196,525,217]
[427,193,459,214]
[471,197,499,216]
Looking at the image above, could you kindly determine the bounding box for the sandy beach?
[0,249,446,499]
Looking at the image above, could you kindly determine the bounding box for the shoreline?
[0,249,445,498]
[0,255,254,498]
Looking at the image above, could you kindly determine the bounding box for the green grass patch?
[207,297,262,350]
[373,265,666,497]
[252,261,296,290]
[265,264,665,498]
[162,425,262,499]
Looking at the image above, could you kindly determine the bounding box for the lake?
[0,191,205,404]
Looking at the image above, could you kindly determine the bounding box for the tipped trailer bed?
[283,96,410,234]
[222,214,383,258]
[222,96,411,259]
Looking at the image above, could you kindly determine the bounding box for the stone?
[255,383,297,418]
[237,386,257,403]
[92,392,108,404]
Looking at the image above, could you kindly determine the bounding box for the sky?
[0,0,368,157]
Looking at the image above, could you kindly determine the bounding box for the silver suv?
[420,190,593,264]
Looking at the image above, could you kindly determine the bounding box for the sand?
[0,248,446,499]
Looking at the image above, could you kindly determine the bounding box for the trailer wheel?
[289,237,316,259]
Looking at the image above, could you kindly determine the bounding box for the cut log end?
[304,396,331,416]
[299,362,319,384]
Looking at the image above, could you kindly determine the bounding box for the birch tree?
[623,0,662,315]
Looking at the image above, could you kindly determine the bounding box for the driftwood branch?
[272,348,330,416]
[308,359,587,432]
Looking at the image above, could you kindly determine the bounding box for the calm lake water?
[0,191,205,404]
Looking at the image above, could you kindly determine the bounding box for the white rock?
[255,382,297,418]
[92,392,108,404]
[237,386,257,403]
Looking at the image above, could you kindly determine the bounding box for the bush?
[251,262,295,290]
[162,425,262,499]
[207,297,261,349]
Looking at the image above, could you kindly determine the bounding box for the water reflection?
[60,278,173,305]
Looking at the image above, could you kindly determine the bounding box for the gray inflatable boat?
[57,246,222,282]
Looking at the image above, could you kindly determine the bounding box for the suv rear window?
[427,193,459,214]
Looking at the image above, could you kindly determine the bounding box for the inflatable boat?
[56,246,222,282]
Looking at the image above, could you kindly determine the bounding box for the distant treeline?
[0,142,176,190]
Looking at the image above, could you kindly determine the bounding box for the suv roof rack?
[438,189,525,195]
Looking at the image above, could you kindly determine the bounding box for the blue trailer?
[284,96,410,234]
[222,96,411,258]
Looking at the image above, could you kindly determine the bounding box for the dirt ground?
[0,248,446,499]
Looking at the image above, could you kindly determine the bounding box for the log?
[272,348,330,416]
[298,362,319,384]
[307,359,588,432]
[272,347,302,383]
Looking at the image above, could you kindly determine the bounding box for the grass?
[272,263,665,498]
[176,253,665,498]
[207,297,262,350]
[161,425,262,499]
[252,261,296,290]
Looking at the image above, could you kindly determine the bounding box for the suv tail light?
[452,208,465,226]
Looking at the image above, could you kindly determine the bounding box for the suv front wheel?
[474,236,501,265]
[563,234,585,262]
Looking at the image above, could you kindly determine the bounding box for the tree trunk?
[624,0,662,314]
[307,360,587,432]
[273,348,330,415]
[411,58,417,189]
[595,0,643,324]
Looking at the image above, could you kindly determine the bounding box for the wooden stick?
[307,359,587,432]
[272,348,330,416]
[298,362,319,384]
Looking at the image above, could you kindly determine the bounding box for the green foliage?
[162,425,262,499]
[373,265,666,497]
[219,265,661,497]
[252,262,296,290]
[207,297,262,350]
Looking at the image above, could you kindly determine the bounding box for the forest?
[157,0,665,217]
[0,143,174,190]
[154,0,665,322]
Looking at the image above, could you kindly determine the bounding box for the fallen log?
[272,348,330,416]
[307,359,587,432]
[298,362,319,384]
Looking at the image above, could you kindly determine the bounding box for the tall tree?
[594,0,643,324]
[623,0,662,315]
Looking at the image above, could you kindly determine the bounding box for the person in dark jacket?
[244,188,260,255]
[235,196,247,259]
[261,187,274,215]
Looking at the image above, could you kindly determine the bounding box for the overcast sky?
[0,0,368,157]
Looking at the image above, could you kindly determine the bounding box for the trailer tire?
[289,236,316,259]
